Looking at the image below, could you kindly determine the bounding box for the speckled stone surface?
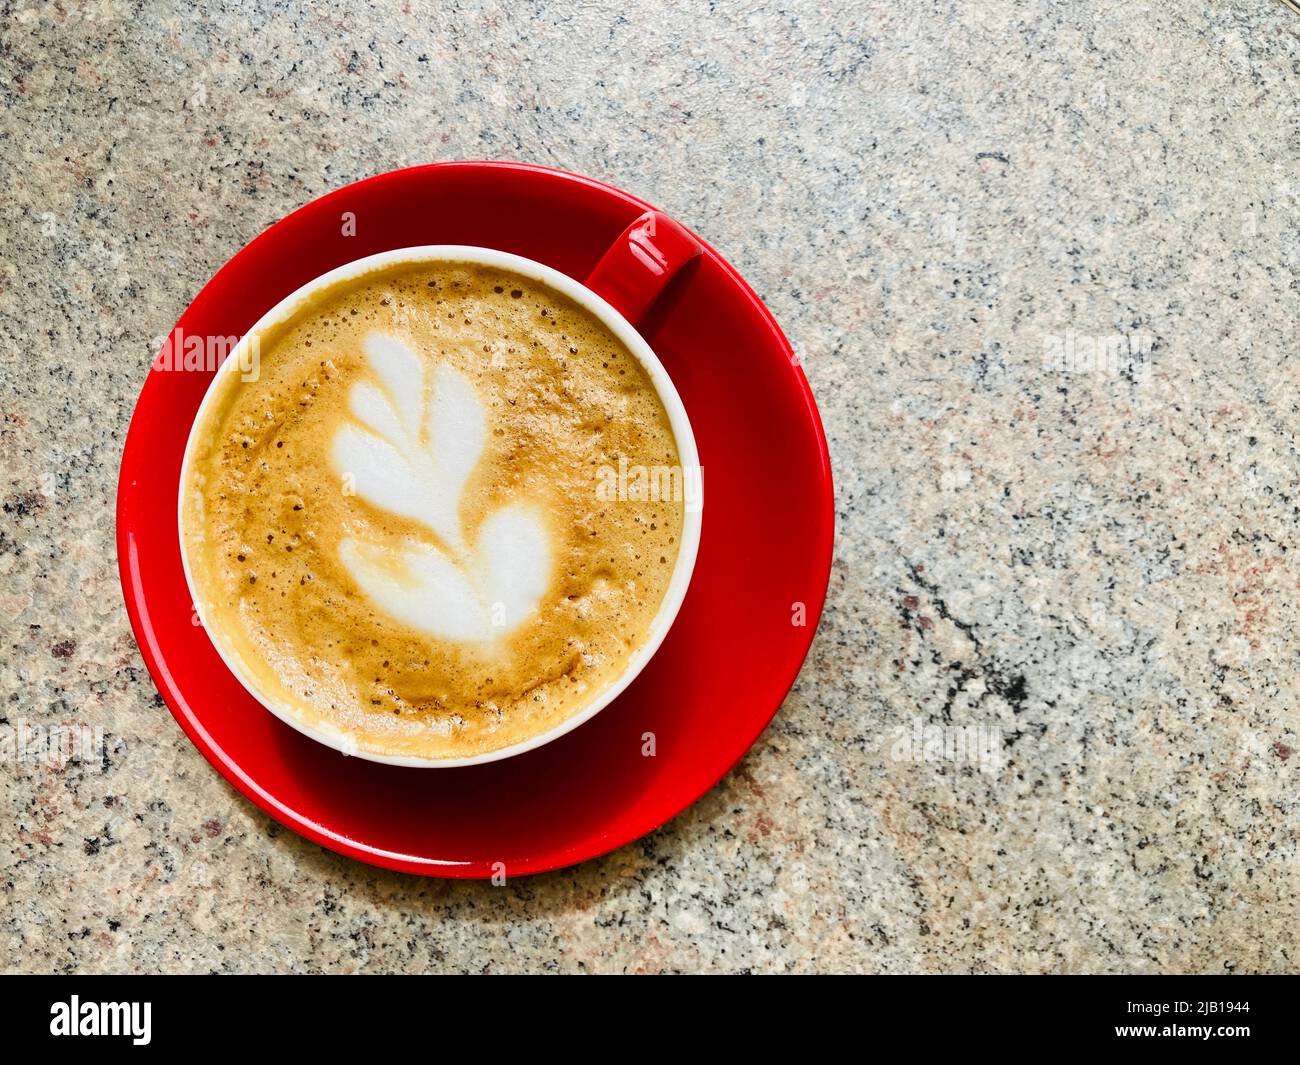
[3,0,1299,974]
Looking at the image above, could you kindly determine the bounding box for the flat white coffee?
[181,260,686,761]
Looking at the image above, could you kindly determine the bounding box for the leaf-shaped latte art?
[331,332,551,641]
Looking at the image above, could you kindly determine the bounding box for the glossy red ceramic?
[587,209,702,322]
[116,162,833,877]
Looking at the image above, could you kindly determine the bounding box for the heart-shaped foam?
[331,332,551,640]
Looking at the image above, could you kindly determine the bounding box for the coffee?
[181,260,687,761]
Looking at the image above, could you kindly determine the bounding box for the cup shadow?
[262,648,686,874]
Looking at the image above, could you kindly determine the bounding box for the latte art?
[181,259,687,761]
[332,333,550,640]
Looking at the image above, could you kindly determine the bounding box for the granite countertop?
[3,1,1299,974]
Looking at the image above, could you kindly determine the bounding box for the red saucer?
[116,162,833,877]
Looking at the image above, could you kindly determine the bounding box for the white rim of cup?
[177,246,703,768]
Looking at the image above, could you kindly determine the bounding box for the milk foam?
[331,331,551,640]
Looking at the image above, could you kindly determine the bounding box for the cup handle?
[585,210,703,325]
